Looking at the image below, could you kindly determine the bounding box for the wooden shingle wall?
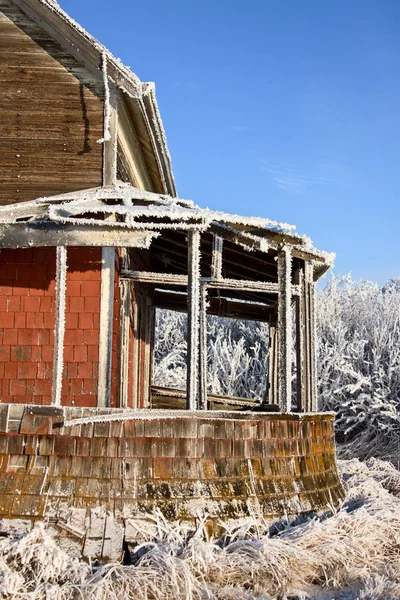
[0,0,104,205]
[0,248,102,406]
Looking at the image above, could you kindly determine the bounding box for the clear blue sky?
[62,0,400,285]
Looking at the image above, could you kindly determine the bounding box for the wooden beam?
[198,284,208,410]
[267,316,278,405]
[103,81,118,186]
[117,278,131,408]
[295,269,306,412]
[186,230,201,410]
[306,261,318,411]
[121,270,188,286]
[97,248,115,407]
[205,278,279,294]
[211,234,223,280]
[0,223,157,248]
[51,246,67,407]
[277,246,292,412]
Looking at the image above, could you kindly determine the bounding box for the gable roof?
[11,0,176,196]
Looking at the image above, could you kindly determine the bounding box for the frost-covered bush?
[154,310,269,400]
[317,275,400,456]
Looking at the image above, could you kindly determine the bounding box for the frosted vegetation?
[1,459,400,599]
[154,275,400,459]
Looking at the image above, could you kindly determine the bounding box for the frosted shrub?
[317,275,400,457]
[153,310,269,400]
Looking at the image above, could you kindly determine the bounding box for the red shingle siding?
[0,248,55,405]
[61,248,101,407]
[0,247,101,407]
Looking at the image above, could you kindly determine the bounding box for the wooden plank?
[97,248,116,408]
[267,317,278,405]
[277,246,292,412]
[103,82,118,187]
[51,246,67,407]
[198,284,208,410]
[186,230,201,411]
[0,223,156,248]
[295,269,306,412]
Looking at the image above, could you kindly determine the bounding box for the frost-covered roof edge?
[12,0,176,196]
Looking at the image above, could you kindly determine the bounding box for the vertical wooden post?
[131,291,140,409]
[296,261,318,412]
[277,245,292,412]
[187,230,201,410]
[198,283,208,410]
[97,248,115,407]
[97,74,118,407]
[305,261,318,411]
[118,278,131,408]
[267,314,278,405]
[142,296,153,408]
[295,269,306,411]
[211,234,223,280]
[52,246,67,407]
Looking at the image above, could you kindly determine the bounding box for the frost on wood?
[97,51,111,144]
[277,246,292,412]
[186,230,202,410]
[52,246,67,407]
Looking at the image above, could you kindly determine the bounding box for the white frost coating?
[187,230,202,410]
[277,246,292,412]
[97,51,111,144]
[52,246,67,407]
[211,235,223,280]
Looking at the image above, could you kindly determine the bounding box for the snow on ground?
[1,458,400,599]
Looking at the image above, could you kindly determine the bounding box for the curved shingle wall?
[0,405,344,558]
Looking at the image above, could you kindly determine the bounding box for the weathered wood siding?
[0,0,104,205]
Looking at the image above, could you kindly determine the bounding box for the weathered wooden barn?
[0,0,343,560]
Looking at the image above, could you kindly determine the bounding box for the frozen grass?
[1,459,400,599]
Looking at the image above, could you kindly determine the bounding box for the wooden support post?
[198,283,208,410]
[295,261,318,412]
[131,290,140,409]
[277,245,292,412]
[305,261,318,411]
[52,246,67,407]
[97,248,115,407]
[187,230,201,410]
[118,278,131,408]
[102,81,118,186]
[267,314,278,405]
[295,269,306,411]
[211,234,223,280]
[142,296,153,408]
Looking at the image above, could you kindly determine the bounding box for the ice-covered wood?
[277,246,292,412]
[51,246,67,407]
[0,222,157,248]
[198,284,208,410]
[187,230,201,410]
[211,234,223,280]
[97,248,115,407]
[118,278,131,408]
[267,317,278,405]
